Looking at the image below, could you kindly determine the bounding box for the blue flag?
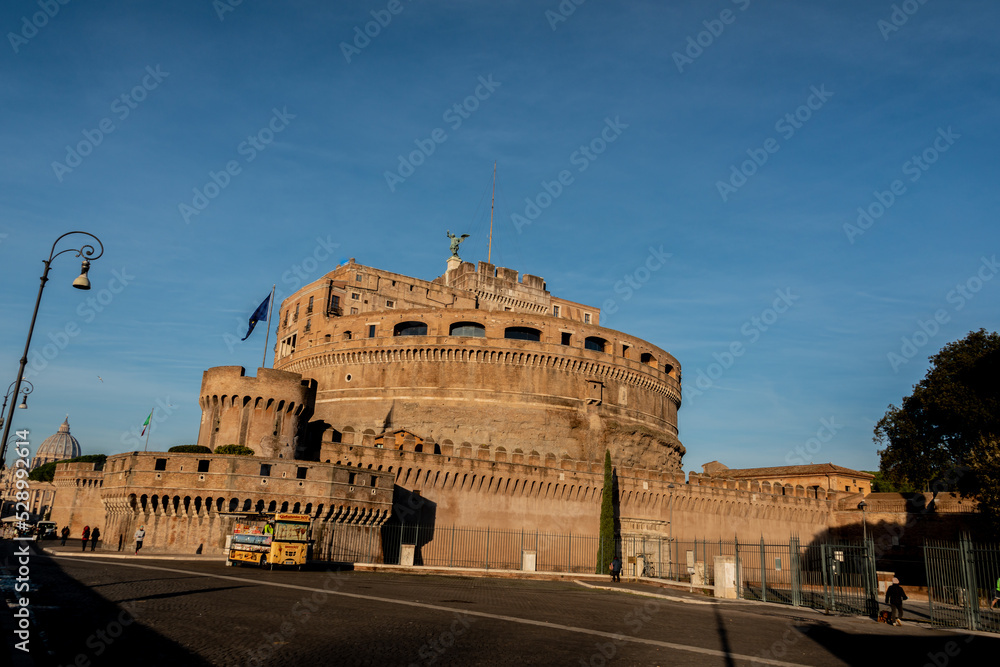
[242,294,270,341]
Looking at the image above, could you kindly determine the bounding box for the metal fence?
[924,535,1000,633]
[619,535,878,615]
[368,524,602,573]
[322,525,877,613]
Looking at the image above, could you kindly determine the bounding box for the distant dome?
[31,417,82,469]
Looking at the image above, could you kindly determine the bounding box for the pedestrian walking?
[90,527,100,552]
[611,556,622,583]
[885,577,908,626]
[60,526,69,546]
[81,525,90,551]
[118,534,124,552]
[134,525,145,555]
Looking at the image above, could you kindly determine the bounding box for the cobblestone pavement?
[4,543,998,666]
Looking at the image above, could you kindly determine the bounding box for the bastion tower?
[268,257,684,470]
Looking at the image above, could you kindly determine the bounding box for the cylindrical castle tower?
[270,260,684,471]
[196,366,316,458]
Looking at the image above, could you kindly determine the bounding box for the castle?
[40,253,982,564]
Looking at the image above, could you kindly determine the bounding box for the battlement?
[197,366,316,457]
[320,440,834,511]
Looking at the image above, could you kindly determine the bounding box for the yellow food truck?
[227,513,312,569]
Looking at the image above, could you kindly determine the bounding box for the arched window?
[394,321,428,336]
[449,322,485,337]
[585,336,608,352]
[664,363,674,377]
[504,326,541,341]
[641,352,657,366]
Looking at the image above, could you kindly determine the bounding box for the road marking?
[574,579,716,604]
[54,557,811,667]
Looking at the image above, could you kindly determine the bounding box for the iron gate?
[735,538,877,615]
[924,535,1000,633]
[812,542,878,616]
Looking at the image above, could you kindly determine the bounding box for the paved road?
[3,543,998,666]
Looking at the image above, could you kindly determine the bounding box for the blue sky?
[1,1,998,474]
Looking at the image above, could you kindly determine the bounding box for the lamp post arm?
[47,231,104,264]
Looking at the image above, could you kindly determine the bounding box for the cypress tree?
[597,449,615,574]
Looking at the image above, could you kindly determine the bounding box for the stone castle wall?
[320,441,836,543]
[49,461,106,542]
[271,261,682,472]
[196,366,316,458]
[276,309,683,471]
[96,452,394,557]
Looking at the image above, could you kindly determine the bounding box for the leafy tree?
[597,450,615,575]
[214,444,255,456]
[863,470,916,493]
[168,445,212,453]
[28,454,107,482]
[875,329,1000,525]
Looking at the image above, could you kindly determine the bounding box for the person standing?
[134,525,145,555]
[611,556,622,583]
[60,526,70,546]
[81,525,90,552]
[991,576,1000,609]
[90,527,100,552]
[885,577,908,626]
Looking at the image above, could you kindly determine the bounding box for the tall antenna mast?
[488,161,496,264]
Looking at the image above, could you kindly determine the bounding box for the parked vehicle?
[227,513,312,569]
[36,520,58,540]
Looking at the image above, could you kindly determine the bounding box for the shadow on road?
[4,543,212,667]
[796,621,998,665]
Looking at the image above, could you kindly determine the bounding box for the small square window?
[370,475,378,487]
[386,300,395,308]
[154,458,167,471]
[350,307,358,315]
[584,313,591,324]
[368,324,376,338]
[356,274,362,282]
[351,293,360,300]
[198,460,210,473]
[553,305,560,317]
[561,332,571,346]
[297,467,307,480]
[348,472,357,485]
[260,464,271,477]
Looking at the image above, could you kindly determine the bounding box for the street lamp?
[0,380,33,429]
[858,499,868,543]
[0,231,103,469]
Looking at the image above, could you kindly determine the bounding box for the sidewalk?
[39,541,226,562]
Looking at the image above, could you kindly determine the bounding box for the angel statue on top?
[446,230,470,258]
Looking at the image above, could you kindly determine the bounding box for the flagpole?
[262,284,275,369]
[144,408,153,452]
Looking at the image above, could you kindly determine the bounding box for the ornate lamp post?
[0,380,33,430]
[0,232,103,469]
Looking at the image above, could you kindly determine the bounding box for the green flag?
[140,408,153,436]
